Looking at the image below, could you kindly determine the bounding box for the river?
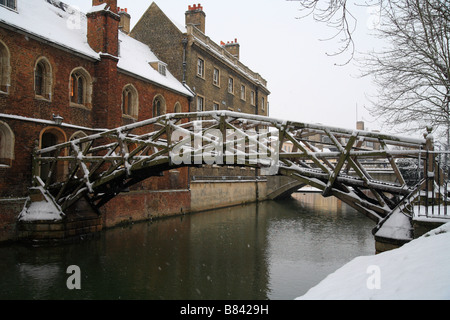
[0,192,376,300]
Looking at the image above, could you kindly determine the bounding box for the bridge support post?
[424,127,435,203]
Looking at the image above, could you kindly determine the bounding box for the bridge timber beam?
[27,111,431,223]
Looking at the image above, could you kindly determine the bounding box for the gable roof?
[135,2,269,93]
[0,0,193,97]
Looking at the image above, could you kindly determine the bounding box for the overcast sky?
[64,0,389,133]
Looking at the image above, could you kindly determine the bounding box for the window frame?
[69,67,92,109]
[240,84,246,101]
[213,67,220,87]
[121,84,139,119]
[0,40,11,94]
[196,95,204,112]
[197,57,205,79]
[34,57,53,101]
[228,77,234,94]
[0,0,16,10]
[152,94,166,117]
[0,120,14,167]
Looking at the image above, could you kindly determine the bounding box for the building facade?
[130,3,272,211]
[0,0,194,242]
[131,2,270,118]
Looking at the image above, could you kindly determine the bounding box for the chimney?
[222,38,240,59]
[87,0,120,55]
[118,7,131,35]
[357,121,365,131]
[186,3,206,34]
[92,0,117,13]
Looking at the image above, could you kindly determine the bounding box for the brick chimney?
[87,0,120,55]
[222,39,240,59]
[92,0,117,12]
[118,7,131,35]
[87,0,121,129]
[186,3,206,34]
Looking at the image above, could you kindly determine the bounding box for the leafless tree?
[362,0,450,142]
[290,0,450,142]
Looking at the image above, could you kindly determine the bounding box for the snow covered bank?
[297,222,450,300]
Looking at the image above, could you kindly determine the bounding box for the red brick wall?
[0,14,192,241]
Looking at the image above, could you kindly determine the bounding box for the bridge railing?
[409,150,450,220]
[31,111,433,220]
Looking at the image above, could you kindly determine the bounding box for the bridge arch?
[30,111,431,224]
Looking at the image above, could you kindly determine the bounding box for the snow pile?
[19,186,65,222]
[19,200,64,222]
[19,200,63,222]
[297,222,450,300]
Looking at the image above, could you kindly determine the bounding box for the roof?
[0,0,193,97]
[144,2,269,93]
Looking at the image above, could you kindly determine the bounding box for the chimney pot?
[186,3,206,33]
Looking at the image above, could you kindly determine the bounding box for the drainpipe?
[255,87,259,200]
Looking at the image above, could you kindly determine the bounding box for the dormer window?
[149,61,167,76]
[0,0,16,10]
[158,63,166,76]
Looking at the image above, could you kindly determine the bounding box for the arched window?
[173,102,182,114]
[34,57,52,100]
[69,68,92,108]
[0,40,11,93]
[0,120,14,167]
[152,95,166,117]
[122,84,139,119]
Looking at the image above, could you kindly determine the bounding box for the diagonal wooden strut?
[31,111,429,222]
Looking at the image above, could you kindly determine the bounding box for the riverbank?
[297,222,450,300]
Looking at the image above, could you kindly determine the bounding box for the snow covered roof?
[0,0,193,97]
[117,31,192,97]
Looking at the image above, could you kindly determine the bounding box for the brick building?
[130,2,271,192]
[0,0,194,242]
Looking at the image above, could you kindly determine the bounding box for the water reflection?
[0,193,375,300]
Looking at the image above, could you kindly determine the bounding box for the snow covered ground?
[296,222,450,300]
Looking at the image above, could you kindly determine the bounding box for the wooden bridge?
[24,111,442,229]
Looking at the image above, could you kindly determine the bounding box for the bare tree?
[289,0,360,64]
[362,0,450,141]
[290,0,450,141]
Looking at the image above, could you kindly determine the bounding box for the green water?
[0,193,375,300]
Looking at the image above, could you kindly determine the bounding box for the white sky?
[64,0,391,134]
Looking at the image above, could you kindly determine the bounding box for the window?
[0,40,10,93]
[173,102,182,124]
[240,85,246,101]
[196,96,204,112]
[0,120,14,167]
[153,95,166,117]
[149,61,167,76]
[250,91,255,106]
[213,68,220,86]
[70,68,92,108]
[158,63,167,76]
[261,97,266,111]
[228,77,234,94]
[34,58,52,100]
[197,58,205,78]
[0,0,16,10]
[213,102,219,111]
[122,84,139,119]
[173,102,181,113]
